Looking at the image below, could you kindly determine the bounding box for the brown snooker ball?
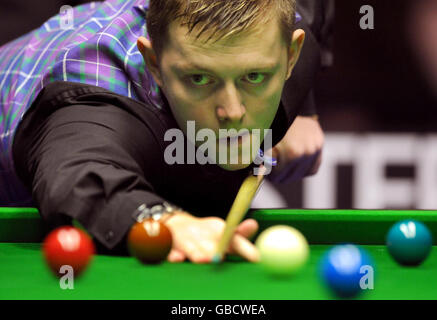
[127,218,173,264]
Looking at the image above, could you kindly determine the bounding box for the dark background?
[0,0,93,45]
[315,0,436,133]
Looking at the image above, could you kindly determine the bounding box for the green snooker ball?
[386,220,432,266]
[255,225,309,276]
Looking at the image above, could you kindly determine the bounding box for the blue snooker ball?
[386,220,432,266]
[320,244,374,298]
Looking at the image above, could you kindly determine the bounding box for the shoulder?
[22,81,177,138]
[13,81,179,170]
[13,81,177,185]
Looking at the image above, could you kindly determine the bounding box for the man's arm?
[13,102,168,251]
[13,83,260,262]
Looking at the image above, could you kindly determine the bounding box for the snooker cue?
[212,165,267,263]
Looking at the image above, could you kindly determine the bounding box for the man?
[0,0,323,263]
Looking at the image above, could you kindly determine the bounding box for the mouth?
[217,131,250,146]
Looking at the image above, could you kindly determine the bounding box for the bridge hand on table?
[164,212,259,264]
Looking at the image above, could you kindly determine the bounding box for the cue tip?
[212,254,223,264]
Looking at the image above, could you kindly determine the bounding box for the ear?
[285,29,305,80]
[137,36,163,87]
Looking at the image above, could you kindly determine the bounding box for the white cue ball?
[255,225,309,276]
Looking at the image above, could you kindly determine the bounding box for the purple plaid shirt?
[0,0,163,204]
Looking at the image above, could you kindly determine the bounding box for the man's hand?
[164,212,259,264]
[270,115,324,181]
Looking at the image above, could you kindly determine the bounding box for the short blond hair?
[146,0,297,59]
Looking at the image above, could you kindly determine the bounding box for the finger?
[224,219,258,256]
[167,248,186,263]
[236,219,259,240]
[180,240,211,264]
[286,145,305,160]
[230,234,260,263]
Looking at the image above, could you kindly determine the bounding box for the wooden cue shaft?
[214,166,266,261]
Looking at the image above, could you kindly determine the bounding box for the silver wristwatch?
[134,201,180,222]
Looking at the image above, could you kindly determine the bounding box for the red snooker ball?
[43,226,95,278]
[128,218,173,264]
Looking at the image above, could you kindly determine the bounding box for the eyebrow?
[172,61,280,74]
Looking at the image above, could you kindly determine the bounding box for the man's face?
[146,17,299,170]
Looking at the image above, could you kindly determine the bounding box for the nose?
[216,83,246,125]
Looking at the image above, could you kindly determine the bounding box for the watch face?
[150,205,165,214]
[135,202,179,223]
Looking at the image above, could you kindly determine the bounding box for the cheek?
[248,81,283,126]
[161,80,217,130]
